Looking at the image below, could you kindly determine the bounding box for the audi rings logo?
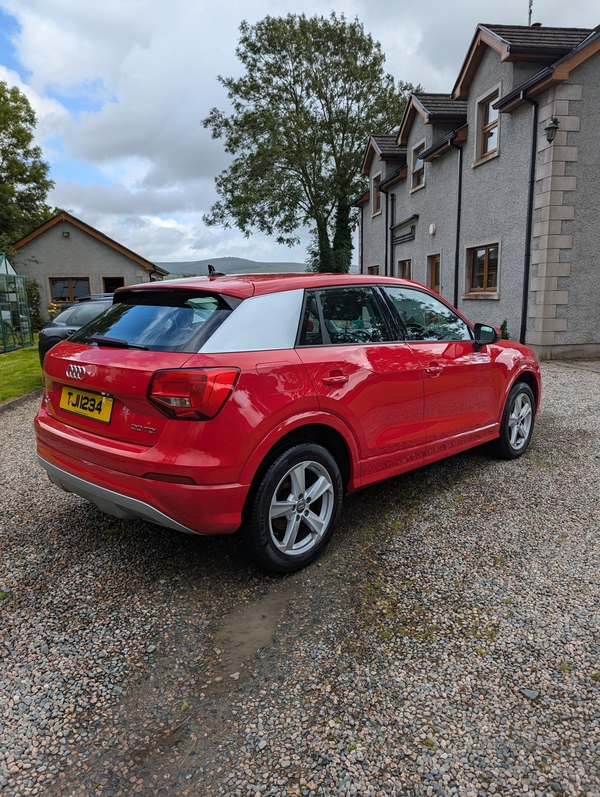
[66,364,86,380]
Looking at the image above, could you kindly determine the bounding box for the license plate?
[60,386,114,423]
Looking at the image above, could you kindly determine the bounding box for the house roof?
[495,25,600,112]
[453,23,593,99]
[396,93,468,147]
[360,135,406,174]
[11,211,168,276]
[484,24,594,54]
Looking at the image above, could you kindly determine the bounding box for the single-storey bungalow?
[11,211,167,314]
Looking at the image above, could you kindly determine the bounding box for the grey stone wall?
[533,52,600,357]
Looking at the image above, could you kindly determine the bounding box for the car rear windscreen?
[70,289,238,353]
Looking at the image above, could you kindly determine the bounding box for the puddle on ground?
[199,581,296,697]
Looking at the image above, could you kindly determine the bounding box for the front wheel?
[492,382,535,459]
[244,443,343,573]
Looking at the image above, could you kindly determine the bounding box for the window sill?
[410,183,425,194]
[462,292,499,300]
[472,150,499,168]
[371,210,382,218]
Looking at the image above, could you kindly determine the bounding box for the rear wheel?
[492,381,535,459]
[245,443,343,573]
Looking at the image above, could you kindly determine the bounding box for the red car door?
[381,286,501,460]
[296,287,426,487]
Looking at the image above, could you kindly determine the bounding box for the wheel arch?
[511,369,540,411]
[241,421,356,525]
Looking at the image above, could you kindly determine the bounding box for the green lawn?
[0,337,43,404]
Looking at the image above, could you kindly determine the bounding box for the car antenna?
[207,264,226,277]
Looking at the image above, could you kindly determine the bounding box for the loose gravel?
[0,361,599,797]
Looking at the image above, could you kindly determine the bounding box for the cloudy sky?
[0,0,598,264]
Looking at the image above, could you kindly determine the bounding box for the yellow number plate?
[60,386,114,423]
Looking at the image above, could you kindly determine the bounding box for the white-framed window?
[475,84,501,165]
[411,141,426,191]
[372,173,382,215]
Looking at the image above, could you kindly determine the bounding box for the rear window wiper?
[91,334,148,350]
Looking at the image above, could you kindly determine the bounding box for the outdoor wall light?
[544,117,560,143]
[62,231,70,237]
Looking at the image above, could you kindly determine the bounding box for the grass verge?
[0,337,42,404]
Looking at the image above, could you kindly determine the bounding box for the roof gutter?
[494,67,553,111]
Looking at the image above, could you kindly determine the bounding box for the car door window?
[383,287,471,342]
[316,287,392,345]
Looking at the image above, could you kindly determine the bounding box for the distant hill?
[154,257,308,277]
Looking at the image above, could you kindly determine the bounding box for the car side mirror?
[473,323,500,351]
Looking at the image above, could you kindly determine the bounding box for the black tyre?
[244,443,343,573]
[491,381,535,459]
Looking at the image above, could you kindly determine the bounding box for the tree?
[0,81,54,254]
[203,13,416,272]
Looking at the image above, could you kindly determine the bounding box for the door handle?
[425,362,443,378]
[322,371,349,386]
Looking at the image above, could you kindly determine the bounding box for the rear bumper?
[37,450,248,535]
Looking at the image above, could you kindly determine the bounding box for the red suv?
[35,273,541,573]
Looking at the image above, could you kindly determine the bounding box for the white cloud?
[0,63,70,140]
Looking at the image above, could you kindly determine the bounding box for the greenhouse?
[0,253,33,353]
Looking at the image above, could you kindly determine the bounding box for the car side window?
[383,287,471,342]
[317,287,392,345]
[68,302,111,326]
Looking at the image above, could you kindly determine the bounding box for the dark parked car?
[38,296,113,364]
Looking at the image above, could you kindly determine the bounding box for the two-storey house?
[356,23,600,359]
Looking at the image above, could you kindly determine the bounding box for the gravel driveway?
[0,360,599,797]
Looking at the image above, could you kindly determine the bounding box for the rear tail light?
[148,368,240,420]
